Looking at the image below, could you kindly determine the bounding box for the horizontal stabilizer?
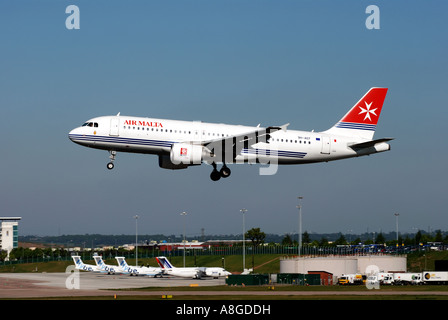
[349,138,394,150]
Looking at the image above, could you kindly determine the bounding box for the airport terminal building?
[0,217,21,257]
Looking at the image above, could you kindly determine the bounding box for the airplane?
[155,256,204,279]
[156,256,231,279]
[68,88,393,181]
[72,255,102,273]
[115,256,164,277]
[201,266,232,279]
[93,256,121,275]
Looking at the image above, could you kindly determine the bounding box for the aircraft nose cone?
[68,129,76,141]
[68,127,82,142]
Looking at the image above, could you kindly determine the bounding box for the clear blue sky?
[0,1,446,238]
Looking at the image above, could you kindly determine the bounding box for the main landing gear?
[107,150,116,170]
[210,163,231,181]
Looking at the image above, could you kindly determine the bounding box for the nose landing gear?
[210,163,231,181]
[107,150,116,170]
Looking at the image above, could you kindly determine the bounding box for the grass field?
[1,251,448,274]
[1,251,448,301]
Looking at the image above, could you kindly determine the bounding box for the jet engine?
[158,155,189,170]
[170,143,205,165]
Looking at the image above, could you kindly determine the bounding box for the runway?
[0,272,226,299]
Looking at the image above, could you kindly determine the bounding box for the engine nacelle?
[170,143,204,165]
[158,155,189,170]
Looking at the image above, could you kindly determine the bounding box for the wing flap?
[203,124,289,160]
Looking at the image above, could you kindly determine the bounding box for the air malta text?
[124,120,163,128]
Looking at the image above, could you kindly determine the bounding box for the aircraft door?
[321,136,331,154]
[110,117,120,136]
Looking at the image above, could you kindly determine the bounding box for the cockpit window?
[82,122,99,127]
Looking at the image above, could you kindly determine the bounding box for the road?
[0,272,225,299]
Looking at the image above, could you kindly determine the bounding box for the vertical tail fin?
[116,256,135,274]
[324,87,388,140]
[115,256,128,269]
[115,256,127,268]
[156,256,173,269]
[72,256,82,267]
[93,256,105,267]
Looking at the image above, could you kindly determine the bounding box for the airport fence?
[0,244,428,266]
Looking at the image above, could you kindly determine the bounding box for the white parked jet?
[202,266,232,279]
[69,88,392,180]
[115,256,163,277]
[156,256,204,279]
[156,256,231,279]
[72,256,102,273]
[93,256,120,275]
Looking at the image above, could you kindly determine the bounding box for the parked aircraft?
[115,256,163,277]
[156,256,231,279]
[72,256,101,273]
[156,256,204,279]
[93,256,120,275]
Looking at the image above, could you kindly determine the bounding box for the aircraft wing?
[200,123,289,160]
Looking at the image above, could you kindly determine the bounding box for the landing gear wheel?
[220,166,231,178]
[210,170,221,181]
[107,151,116,170]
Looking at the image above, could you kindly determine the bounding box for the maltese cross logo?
[359,101,377,121]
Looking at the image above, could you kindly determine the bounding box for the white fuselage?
[69,115,367,165]
[68,88,392,180]
[162,267,203,279]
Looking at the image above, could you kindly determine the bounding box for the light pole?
[394,213,400,246]
[134,215,139,266]
[240,208,247,272]
[180,211,187,267]
[297,196,303,256]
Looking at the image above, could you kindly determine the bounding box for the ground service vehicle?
[338,274,365,285]
[393,273,423,285]
[423,272,448,284]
